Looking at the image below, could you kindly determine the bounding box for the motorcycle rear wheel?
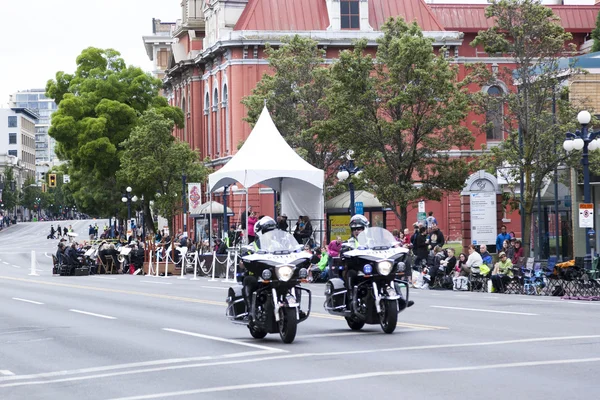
[278,307,298,344]
[345,316,365,331]
[248,322,267,339]
[379,299,398,334]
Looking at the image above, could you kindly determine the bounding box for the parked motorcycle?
[226,229,312,343]
[324,227,413,333]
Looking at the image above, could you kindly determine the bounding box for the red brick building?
[160,0,599,243]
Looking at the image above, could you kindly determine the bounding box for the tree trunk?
[144,202,154,236]
[399,205,408,232]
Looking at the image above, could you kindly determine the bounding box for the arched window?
[205,92,211,156]
[486,85,504,141]
[181,95,187,141]
[213,88,220,155]
[223,84,230,154]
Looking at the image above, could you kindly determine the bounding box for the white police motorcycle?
[324,227,412,333]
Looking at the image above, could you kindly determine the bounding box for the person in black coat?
[412,226,429,270]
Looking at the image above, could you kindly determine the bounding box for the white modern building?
[9,89,58,165]
[0,107,37,189]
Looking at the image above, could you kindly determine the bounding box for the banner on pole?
[188,183,202,214]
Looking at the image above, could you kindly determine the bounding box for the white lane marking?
[163,328,286,353]
[12,298,44,305]
[199,286,228,290]
[0,350,271,383]
[109,357,600,399]
[0,371,15,376]
[91,276,117,280]
[12,265,21,269]
[430,305,538,316]
[2,335,600,388]
[69,309,116,320]
[142,281,172,285]
[566,301,600,306]
[2,261,9,265]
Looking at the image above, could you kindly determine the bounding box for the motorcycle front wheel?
[248,322,267,339]
[345,316,365,331]
[379,299,398,334]
[278,307,298,343]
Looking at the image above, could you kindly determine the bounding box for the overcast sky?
[0,0,180,107]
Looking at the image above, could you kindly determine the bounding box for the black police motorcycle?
[324,227,413,333]
[226,229,312,343]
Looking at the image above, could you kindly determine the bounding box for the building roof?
[368,0,444,31]
[235,0,444,32]
[235,0,330,31]
[430,4,600,33]
[11,107,39,121]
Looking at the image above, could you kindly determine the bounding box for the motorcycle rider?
[242,216,278,316]
[342,214,369,293]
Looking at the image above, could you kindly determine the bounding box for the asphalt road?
[1,220,599,400]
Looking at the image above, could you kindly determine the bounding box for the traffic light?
[49,173,57,187]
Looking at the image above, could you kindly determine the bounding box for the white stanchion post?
[164,251,170,278]
[178,250,186,280]
[155,250,160,277]
[208,251,218,281]
[148,250,154,276]
[29,251,39,276]
[190,253,199,281]
[233,250,238,283]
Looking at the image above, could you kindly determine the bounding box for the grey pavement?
[1,220,599,399]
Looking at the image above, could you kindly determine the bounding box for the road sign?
[418,201,425,213]
[417,212,426,221]
[63,175,70,183]
[355,201,364,215]
[579,203,594,228]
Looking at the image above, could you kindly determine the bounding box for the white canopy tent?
[208,106,324,242]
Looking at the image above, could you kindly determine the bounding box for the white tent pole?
[245,170,249,244]
[209,192,213,251]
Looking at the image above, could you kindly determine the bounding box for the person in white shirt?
[466,244,483,274]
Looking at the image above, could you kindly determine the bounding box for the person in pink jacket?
[247,212,258,243]
[327,236,343,273]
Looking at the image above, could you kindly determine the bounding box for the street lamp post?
[563,110,600,259]
[121,187,138,238]
[337,153,362,216]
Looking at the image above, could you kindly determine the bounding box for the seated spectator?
[511,240,524,265]
[479,245,493,265]
[466,244,483,274]
[421,246,445,290]
[214,238,228,255]
[440,248,457,275]
[491,251,514,293]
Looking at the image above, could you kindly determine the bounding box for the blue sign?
[355,202,364,215]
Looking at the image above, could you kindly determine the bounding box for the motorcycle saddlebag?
[325,278,347,310]
[226,286,246,319]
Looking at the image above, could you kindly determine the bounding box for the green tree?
[118,109,209,236]
[1,167,18,213]
[592,11,600,53]
[242,35,347,187]
[471,0,577,253]
[46,47,183,217]
[326,18,473,228]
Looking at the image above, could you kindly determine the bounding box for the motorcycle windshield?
[356,227,398,249]
[256,230,302,253]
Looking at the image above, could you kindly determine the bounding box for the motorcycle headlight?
[299,268,308,279]
[377,260,393,276]
[396,262,406,273]
[261,269,272,280]
[276,265,295,282]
